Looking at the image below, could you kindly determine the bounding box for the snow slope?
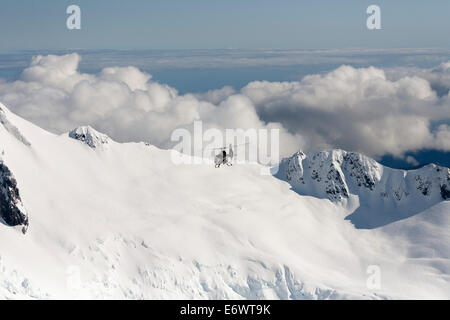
[0,103,449,299]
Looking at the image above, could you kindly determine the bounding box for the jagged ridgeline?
[278,150,450,228]
[279,149,450,202]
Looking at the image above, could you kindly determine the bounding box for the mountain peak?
[278,149,450,227]
[280,149,450,200]
[69,125,110,149]
[281,149,383,201]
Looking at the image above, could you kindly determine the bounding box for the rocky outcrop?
[69,126,110,149]
[442,184,450,200]
[0,158,28,231]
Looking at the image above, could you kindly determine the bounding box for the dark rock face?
[325,165,349,200]
[0,160,28,227]
[342,153,376,190]
[441,184,450,200]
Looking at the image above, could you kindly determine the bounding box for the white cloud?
[0,53,449,161]
[0,53,301,158]
[385,61,450,97]
[241,65,450,157]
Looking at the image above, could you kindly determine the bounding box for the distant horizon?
[2,46,450,52]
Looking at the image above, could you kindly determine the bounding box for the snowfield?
[0,102,449,299]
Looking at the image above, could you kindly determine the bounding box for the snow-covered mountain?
[277,150,450,228]
[0,102,449,299]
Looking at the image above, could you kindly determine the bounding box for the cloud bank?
[0,53,449,160]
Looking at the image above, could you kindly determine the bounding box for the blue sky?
[1,0,450,51]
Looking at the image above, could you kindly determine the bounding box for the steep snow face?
[0,103,449,300]
[69,126,110,149]
[278,150,450,228]
[0,107,30,146]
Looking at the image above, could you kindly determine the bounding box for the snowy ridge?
[279,149,450,202]
[69,126,110,149]
[0,106,30,146]
[0,103,449,299]
[278,149,450,227]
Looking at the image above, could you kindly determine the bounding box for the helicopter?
[213,144,234,168]
[211,142,251,168]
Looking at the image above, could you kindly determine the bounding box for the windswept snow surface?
[0,103,449,299]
